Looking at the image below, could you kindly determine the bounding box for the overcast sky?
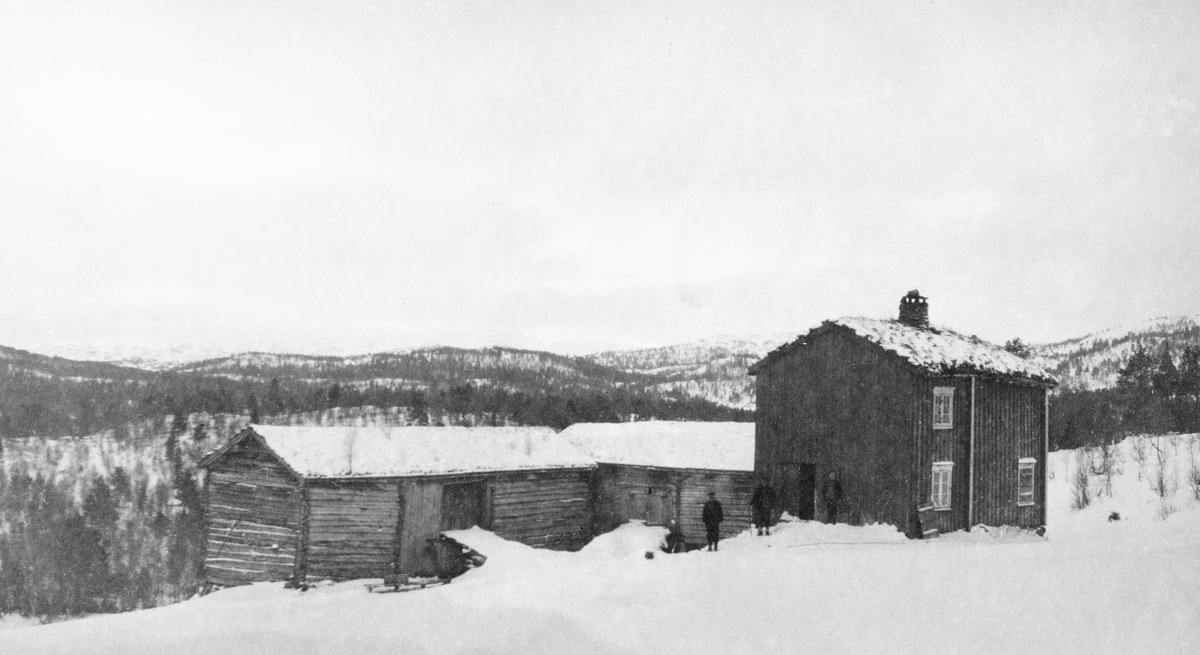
[2,0,1199,356]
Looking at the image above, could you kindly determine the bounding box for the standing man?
[750,479,778,535]
[822,471,844,524]
[702,491,724,551]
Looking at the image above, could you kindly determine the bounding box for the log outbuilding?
[749,291,1057,537]
[559,421,755,546]
[198,425,596,587]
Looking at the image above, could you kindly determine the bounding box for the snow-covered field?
[5,436,1199,654]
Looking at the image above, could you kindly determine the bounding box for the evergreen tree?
[1004,338,1032,358]
[1152,342,1179,398]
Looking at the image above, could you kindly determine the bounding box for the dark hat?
[707,491,716,497]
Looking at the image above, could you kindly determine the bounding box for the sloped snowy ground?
[5,436,1199,654]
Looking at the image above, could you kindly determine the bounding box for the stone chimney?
[898,290,929,329]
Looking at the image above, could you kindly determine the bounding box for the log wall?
[592,465,752,543]
[491,469,593,551]
[304,479,401,580]
[677,470,753,542]
[204,437,301,586]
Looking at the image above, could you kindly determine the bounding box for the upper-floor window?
[932,462,953,510]
[933,387,954,429]
[1017,458,1036,506]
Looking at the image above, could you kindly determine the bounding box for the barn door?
[781,463,817,520]
[442,482,487,531]
[626,487,674,525]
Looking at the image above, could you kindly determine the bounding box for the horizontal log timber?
[208,502,297,517]
[206,562,294,576]
[493,505,589,517]
[209,472,298,490]
[207,487,298,501]
[205,548,295,565]
[307,540,393,549]
[208,517,297,534]
[207,533,298,550]
[307,508,398,518]
[205,547,295,563]
[209,507,298,525]
[306,523,396,533]
[491,495,588,507]
[496,519,589,533]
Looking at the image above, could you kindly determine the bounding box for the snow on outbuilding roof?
[212,425,596,478]
[559,421,754,472]
[750,317,1057,385]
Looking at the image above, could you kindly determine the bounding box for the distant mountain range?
[8,316,1200,418]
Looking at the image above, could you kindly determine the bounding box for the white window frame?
[1017,458,1037,507]
[931,461,953,510]
[933,387,954,430]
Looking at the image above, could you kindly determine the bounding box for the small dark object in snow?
[1108,511,1121,522]
[644,551,654,559]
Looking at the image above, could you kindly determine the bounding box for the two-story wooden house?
[749,291,1057,536]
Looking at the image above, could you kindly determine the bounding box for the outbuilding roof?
[200,425,597,479]
[559,421,755,472]
[750,317,1057,386]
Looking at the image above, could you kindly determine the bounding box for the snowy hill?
[5,434,1199,654]
[586,334,794,410]
[1031,315,1200,391]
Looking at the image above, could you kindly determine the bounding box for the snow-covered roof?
[215,425,596,478]
[559,421,755,472]
[751,317,1057,385]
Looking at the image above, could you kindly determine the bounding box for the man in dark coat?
[702,491,723,551]
[750,481,777,535]
[822,471,844,524]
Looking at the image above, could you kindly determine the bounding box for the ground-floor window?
[1017,458,1037,506]
[932,462,953,510]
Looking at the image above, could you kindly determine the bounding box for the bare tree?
[1189,435,1200,502]
[1131,434,1149,481]
[1071,448,1092,510]
[1089,440,1123,497]
[1148,437,1177,519]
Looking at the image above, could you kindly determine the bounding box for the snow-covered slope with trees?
[1031,315,1200,390]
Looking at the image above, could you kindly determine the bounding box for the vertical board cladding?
[303,479,401,580]
[204,437,301,586]
[913,377,972,534]
[491,469,593,551]
[399,480,443,577]
[756,328,916,531]
[972,379,1046,529]
[753,371,777,483]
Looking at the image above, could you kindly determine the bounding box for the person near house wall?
[702,491,724,551]
[822,471,843,524]
[750,480,777,535]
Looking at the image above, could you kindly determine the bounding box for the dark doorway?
[442,482,487,531]
[781,463,817,520]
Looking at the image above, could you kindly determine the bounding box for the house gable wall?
[754,327,917,530]
[203,436,302,586]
